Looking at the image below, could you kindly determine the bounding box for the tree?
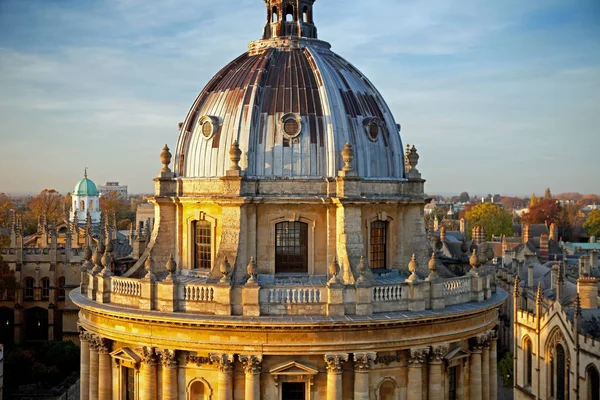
[100,191,134,226]
[0,252,17,301]
[523,199,561,225]
[465,202,513,240]
[529,193,538,208]
[544,187,553,200]
[0,193,15,228]
[27,189,66,225]
[584,209,600,238]
[458,192,470,203]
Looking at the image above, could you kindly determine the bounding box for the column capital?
[408,347,430,367]
[158,349,177,368]
[88,335,100,351]
[429,344,449,364]
[79,330,93,343]
[353,352,376,373]
[96,337,111,354]
[142,346,159,365]
[239,354,263,375]
[324,353,349,375]
[210,353,235,373]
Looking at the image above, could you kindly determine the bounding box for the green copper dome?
[73,170,99,196]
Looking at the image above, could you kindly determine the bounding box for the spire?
[262,0,318,40]
[84,167,88,178]
[536,283,543,304]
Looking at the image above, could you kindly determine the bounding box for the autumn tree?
[465,202,513,240]
[0,193,14,228]
[584,209,600,238]
[100,191,135,228]
[544,187,553,200]
[27,189,66,223]
[523,199,561,225]
[529,193,538,208]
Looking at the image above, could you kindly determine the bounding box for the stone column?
[239,355,262,400]
[490,333,498,400]
[428,345,449,400]
[160,349,178,400]
[407,348,429,400]
[324,353,349,400]
[470,338,483,400]
[97,338,112,400]
[210,353,234,400]
[141,347,158,400]
[89,336,99,400]
[482,334,491,400]
[80,331,91,400]
[353,352,376,400]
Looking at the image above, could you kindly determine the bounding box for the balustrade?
[184,285,215,302]
[112,277,142,297]
[372,285,403,302]
[267,287,322,304]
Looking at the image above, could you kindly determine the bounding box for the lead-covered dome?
[73,170,98,196]
[174,0,405,180]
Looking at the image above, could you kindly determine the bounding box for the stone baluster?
[239,355,262,400]
[428,345,449,400]
[210,353,234,400]
[407,348,429,400]
[159,349,178,400]
[353,352,376,400]
[481,333,491,400]
[79,330,91,400]
[490,332,498,400]
[141,347,158,400]
[97,338,112,400]
[324,353,349,400]
[470,337,484,400]
[89,336,99,400]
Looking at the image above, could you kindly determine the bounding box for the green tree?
[458,192,470,203]
[465,202,513,240]
[584,209,600,238]
[498,352,514,387]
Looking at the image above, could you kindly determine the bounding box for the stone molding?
[185,354,213,366]
[159,349,177,368]
[429,345,449,364]
[210,353,235,373]
[239,354,263,375]
[353,352,376,373]
[408,347,430,367]
[324,353,349,375]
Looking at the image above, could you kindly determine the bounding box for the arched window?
[189,380,206,398]
[24,277,35,300]
[587,365,600,400]
[302,6,309,23]
[89,200,94,211]
[370,220,388,269]
[41,277,50,300]
[275,221,308,273]
[194,220,212,269]
[272,6,278,23]
[57,277,66,300]
[285,4,294,21]
[524,337,533,386]
[377,379,398,400]
[556,344,566,400]
[81,200,85,211]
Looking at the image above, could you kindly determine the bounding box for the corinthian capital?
[429,345,449,364]
[210,353,234,373]
[239,355,263,375]
[408,348,430,367]
[324,353,349,375]
[96,337,111,354]
[142,346,158,365]
[159,349,177,368]
[353,352,376,372]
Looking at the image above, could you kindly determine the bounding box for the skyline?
[0,0,599,195]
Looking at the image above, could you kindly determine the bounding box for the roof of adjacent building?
[73,170,98,196]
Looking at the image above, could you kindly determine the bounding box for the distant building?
[70,170,100,224]
[98,181,128,198]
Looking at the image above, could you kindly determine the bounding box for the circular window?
[364,117,381,141]
[202,120,213,138]
[197,116,219,140]
[281,113,302,138]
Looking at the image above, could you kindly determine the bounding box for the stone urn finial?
[220,257,231,283]
[426,252,439,281]
[406,254,420,282]
[470,249,478,268]
[246,257,257,284]
[100,251,112,276]
[160,144,172,172]
[144,255,155,281]
[356,256,367,283]
[229,141,242,171]
[328,257,340,284]
[82,245,93,268]
[166,253,177,274]
[408,145,419,170]
[342,142,355,172]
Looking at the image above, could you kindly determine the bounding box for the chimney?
[440,227,446,242]
[550,223,558,242]
[434,216,439,232]
[591,249,599,270]
[551,263,559,290]
[540,234,549,263]
[579,256,590,277]
[523,225,530,244]
[577,276,599,309]
[505,249,515,268]
[460,218,466,233]
[480,226,487,243]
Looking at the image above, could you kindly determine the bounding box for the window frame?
[270,216,315,275]
[186,212,217,271]
[24,277,35,300]
[57,277,66,300]
[40,277,50,300]
[366,212,394,270]
[275,221,309,274]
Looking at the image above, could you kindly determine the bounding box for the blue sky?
[0,0,599,195]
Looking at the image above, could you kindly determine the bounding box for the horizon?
[1,0,599,194]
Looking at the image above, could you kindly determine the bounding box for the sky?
[0,0,599,196]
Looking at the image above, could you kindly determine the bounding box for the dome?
[73,170,98,196]
[174,2,405,180]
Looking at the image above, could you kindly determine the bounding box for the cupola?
[263,0,318,40]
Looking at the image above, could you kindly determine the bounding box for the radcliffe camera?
[0,1,599,400]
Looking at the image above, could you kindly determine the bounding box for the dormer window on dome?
[281,113,302,139]
[363,117,381,142]
[197,116,220,140]
[263,0,318,40]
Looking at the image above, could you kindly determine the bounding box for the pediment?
[270,361,318,376]
[445,347,469,361]
[110,347,142,364]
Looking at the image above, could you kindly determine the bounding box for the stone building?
[71,170,101,224]
[73,1,506,399]
[98,182,128,199]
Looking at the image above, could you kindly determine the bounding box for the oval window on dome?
[363,117,381,142]
[281,113,302,139]
[197,116,220,140]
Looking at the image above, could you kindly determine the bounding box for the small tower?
[71,169,101,224]
[263,0,318,40]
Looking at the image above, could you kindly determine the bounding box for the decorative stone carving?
[341,142,354,172]
[96,337,111,354]
[159,349,177,368]
[185,354,213,366]
[469,249,480,276]
[426,252,439,281]
[429,345,449,364]
[160,144,172,172]
[408,348,430,367]
[144,255,156,281]
[220,257,231,284]
[407,145,419,171]
[374,352,402,366]
[210,353,234,373]
[229,140,242,171]
[324,353,349,375]
[356,256,367,284]
[142,346,158,365]
[406,254,420,282]
[246,257,257,284]
[353,352,376,372]
[328,257,340,285]
[239,355,262,375]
